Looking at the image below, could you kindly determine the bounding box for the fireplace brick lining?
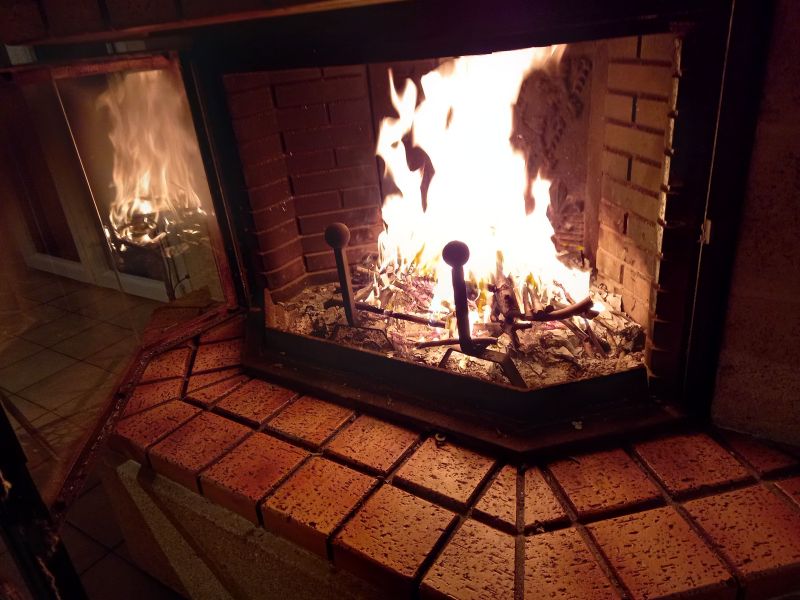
[107,315,800,599]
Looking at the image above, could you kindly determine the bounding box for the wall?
[711,0,800,445]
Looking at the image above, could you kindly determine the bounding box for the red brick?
[640,34,676,62]
[718,430,798,477]
[238,134,283,167]
[140,347,192,383]
[224,73,269,94]
[300,224,376,253]
[266,396,353,448]
[248,178,292,211]
[589,506,736,600]
[192,339,244,374]
[148,412,251,492]
[473,465,517,532]
[185,367,247,406]
[214,379,296,426]
[283,124,372,154]
[123,378,183,417]
[275,76,367,107]
[259,238,304,272]
[335,145,375,168]
[0,0,45,44]
[776,476,800,508]
[263,258,305,290]
[525,528,620,599]
[604,122,665,163]
[326,415,418,475]
[685,485,800,599]
[227,87,273,118]
[243,156,286,189]
[333,485,457,594]
[394,437,494,509]
[329,98,372,125]
[607,63,673,97]
[297,206,380,235]
[286,149,336,176]
[549,449,662,520]
[303,244,372,273]
[232,111,279,143]
[323,65,366,78]
[268,68,322,84]
[634,433,752,497]
[199,316,245,344]
[256,218,300,246]
[110,401,200,464]
[200,433,307,523]
[263,456,375,556]
[421,519,515,600]
[294,190,340,216]
[342,185,380,208]
[525,467,568,530]
[41,0,104,36]
[276,104,328,131]
[251,200,296,232]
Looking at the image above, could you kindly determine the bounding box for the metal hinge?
[700,219,712,245]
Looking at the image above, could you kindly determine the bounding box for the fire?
[98,69,204,245]
[374,46,590,324]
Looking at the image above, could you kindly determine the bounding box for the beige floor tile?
[51,322,133,361]
[0,393,51,426]
[0,304,66,337]
[20,278,83,304]
[0,336,46,369]
[20,313,99,347]
[18,361,116,413]
[0,349,77,393]
[107,301,161,334]
[84,337,139,374]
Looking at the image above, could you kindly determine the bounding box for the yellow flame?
[98,69,203,243]
[375,46,590,323]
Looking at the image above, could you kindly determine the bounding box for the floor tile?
[18,361,117,414]
[20,313,98,347]
[0,336,46,369]
[0,304,66,337]
[81,553,182,600]
[51,322,133,361]
[67,484,124,549]
[1,393,51,427]
[84,337,139,373]
[61,523,108,574]
[0,348,77,393]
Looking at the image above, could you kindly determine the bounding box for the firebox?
[1,0,769,453]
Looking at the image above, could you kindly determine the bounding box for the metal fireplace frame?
[12,0,774,452]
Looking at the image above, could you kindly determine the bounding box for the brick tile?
[199,317,245,344]
[589,506,736,600]
[286,151,336,177]
[214,379,296,426]
[148,412,251,492]
[323,65,366,78]
[267,396,353,448]
[685,485,800,599]
[292,164,378,195]
[268,68,322,84]
[525,467,568,530]
[276,104,328,131]
[243,156,286,189]
[525,528,620,599]
[335,144,375,167]
[284,124,372,154]
[341,185,380,208]
[249,178,292,211]
[604,122,665,163]
[123,378,183,417]
[421,519,515,600]
[329,98,371,125]
[192,339,243,373]
[140,347,192,382]
[634,433,752,497]
[232,111,279,143]
[776,476,800,507]
[227,86,273,118]
[325,415,418,474]
[294,190,340,215]
[607,63,673,97]
[274,76,366,107]
[185,368,247,406]
[394,437,495,509]
[264,258,305,290]
[238,134,283,166]
[718,430,798,476]
[549,449,662,519]
[263,456,375,557]
[473,465,517,532]
[110,401,200,464]
[333,484,457,594]
[200,433,307,523]
[224,73,269,95]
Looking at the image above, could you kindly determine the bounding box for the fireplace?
[0,1,770,451]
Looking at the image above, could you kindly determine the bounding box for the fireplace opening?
[226,33,681,428]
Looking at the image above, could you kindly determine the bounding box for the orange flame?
[375,46,590,322]
[98,69,204,244]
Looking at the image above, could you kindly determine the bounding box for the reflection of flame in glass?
[374,46,591,324]
[98,69,205,246]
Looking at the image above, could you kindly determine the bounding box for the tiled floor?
[0,474,182,600]
[0,256,183,597]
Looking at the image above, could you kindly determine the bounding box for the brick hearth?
[107,313,800,599]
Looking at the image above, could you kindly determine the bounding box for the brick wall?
[224,66,382,298]
[593,34,678,337]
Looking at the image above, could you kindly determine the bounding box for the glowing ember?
[374,46,591,327]
[98,69,205,246]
